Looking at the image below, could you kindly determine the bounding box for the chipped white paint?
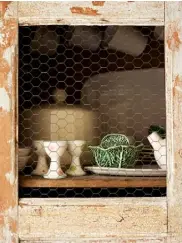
[20,236,167,243]
[6,71,13,92]
[3,46,15,90]
[0,31,9,47]
[4,2,18,20]
[5,171,15,185]
[18,1,164,26]
[3,45,15,67]
[165,2,182,242]
[175,86,182,93]
[0,88,10,112]
[3,221,13,243]
[19,198,167,240]
[6,206,17,221]
[6,137,16,186]
[0,2,18,242]
[0,32,5,45]
[2,206,17,243]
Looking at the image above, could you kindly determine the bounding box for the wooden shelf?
[19,175,166,188]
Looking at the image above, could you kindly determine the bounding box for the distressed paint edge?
[18,17,164,26]
[19,235,168,243]
[19,197,167,207]
[18,197,167,239]
[0,1,18,242]
[165,1,182,240]
[92,1,105,7]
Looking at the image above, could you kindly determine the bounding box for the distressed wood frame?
[0,1,182,242]
[0,2,18,243]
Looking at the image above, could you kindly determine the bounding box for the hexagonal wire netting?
[19,26,166,198]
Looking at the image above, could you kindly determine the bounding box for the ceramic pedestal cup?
[147,132,166,170]
[66,140,86,176]
[32,140,49,176]
[43,141,67,179]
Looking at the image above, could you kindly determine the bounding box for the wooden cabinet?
[0,2,181,242]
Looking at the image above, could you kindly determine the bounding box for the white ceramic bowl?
[18,156,31,170]
[19,148,31,157]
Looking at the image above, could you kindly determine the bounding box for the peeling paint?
[70,7,100,16]
[167,24,182,51]
[92,1,105,6]
[1,206,17,243]
[3,222,13,243]
[0,88,10,112]
[167,31,182,50]
[0,20,17,48]
[0,1,11,18]
[3,46,14,67]
[19,198,167,239]
[5,171,15,185]
[3,46,14,90]
[0,2,17,241]
[173,75,182,97]
[6,206,17,221]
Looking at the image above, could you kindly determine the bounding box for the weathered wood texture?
[18,1,164,26]
[167,235,182,243]
[0,2,18,243]
[19,175,166,188]
[165,2,182,241]
[19,198,167,240]
[20,236,167,243]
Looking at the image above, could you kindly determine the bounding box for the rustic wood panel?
[20,236,167,243]
[0,2,18,243]
[19,175,166,188]
[18,1,164,26]
[165,2,182,241]
[19,198,167,240]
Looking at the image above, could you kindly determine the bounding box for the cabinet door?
[2,2,182,243]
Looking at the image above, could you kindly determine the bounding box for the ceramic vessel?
[89,143,143,168]
[20,89,99,143]
[81,69,165,140]
[43,141,67,179]
[20,89,99,168]
[18,156,31,171]
[31,26,60,56]
[68,26,102,51]
[32,140,49,176]
[66,140,86,176]
[103,26,148,56]
[19,148,31,157]
[147,131,166,170]
[101,134,130,148]
[89,134,143,168]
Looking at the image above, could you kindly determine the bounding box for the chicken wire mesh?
[19,25,166,198]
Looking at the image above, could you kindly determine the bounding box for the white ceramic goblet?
[43,141,67,179]
[66,140,86,176]
[32,140,49,176]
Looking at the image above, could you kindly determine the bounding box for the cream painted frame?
[0,1,181,242]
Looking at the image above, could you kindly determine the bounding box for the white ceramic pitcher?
[147,131,166,170]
